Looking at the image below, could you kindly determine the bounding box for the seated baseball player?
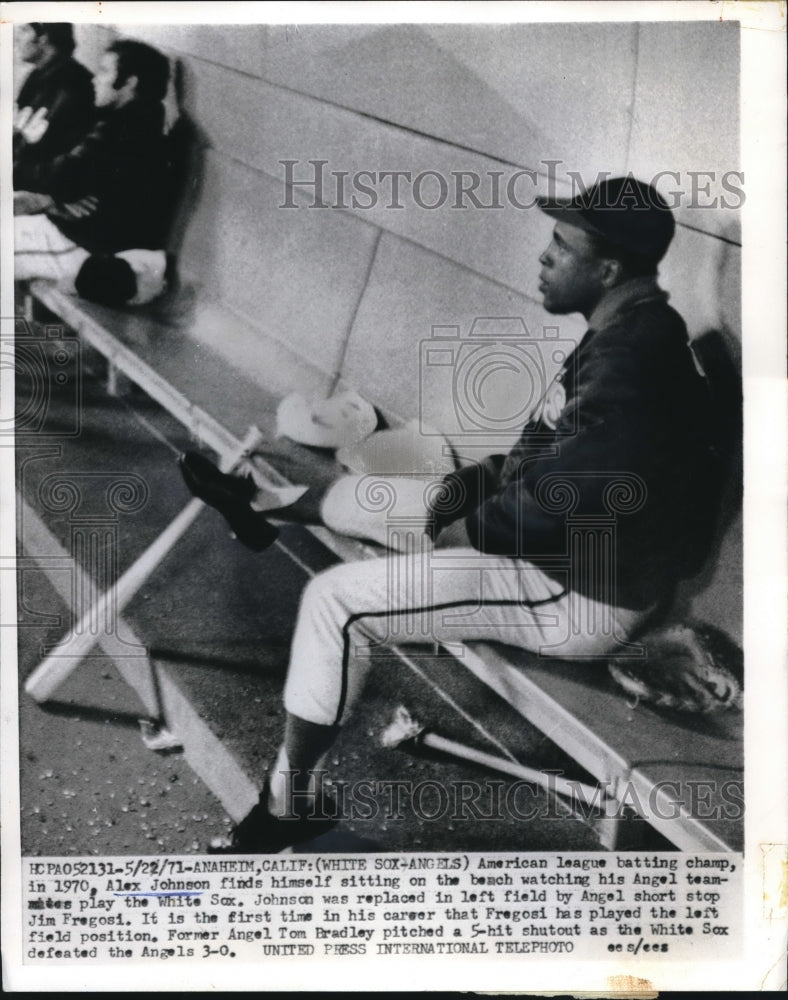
[14,38,171,303]
[13,23,94,196]
[180,177,724,853]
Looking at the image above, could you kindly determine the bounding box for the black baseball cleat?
[178,451,256,507]
[208,780,339,854]
[178,452,279,552]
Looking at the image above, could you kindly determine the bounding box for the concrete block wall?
[38,20,741,413]
[15,20,742,637]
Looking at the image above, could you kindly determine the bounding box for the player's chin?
[540,290,573,316]
[540,293,560,314]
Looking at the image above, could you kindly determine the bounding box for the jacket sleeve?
[425,455,504,541]
[465,330,649,557]
[14,120,108,202]
[37,83,95,159]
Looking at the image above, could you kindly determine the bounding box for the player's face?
[538,222,606,318]
[17,25,42,64]
[93,53,121,108]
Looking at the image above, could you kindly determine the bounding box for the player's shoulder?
[44,56,94,92]
[62,57,94,87]
[593,294,688,356]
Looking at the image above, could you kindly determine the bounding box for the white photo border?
[1,1,785,992]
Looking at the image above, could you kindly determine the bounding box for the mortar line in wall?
[673,220,742,249]
[328,227,383,397]
[203,288,332,385]
[358,220,547,303]
[617,28,742,250]
[623,23,641,172]
[166,44,551,176]
[214,149,547,305]
[265,79,550,178]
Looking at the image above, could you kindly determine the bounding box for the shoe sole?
[178,455,278,552]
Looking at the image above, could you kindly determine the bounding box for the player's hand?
[14,106,33,133]
[19,106,49,144]
[433,517,472,550]
[13,191,54,216]
[162,68,181,134]
[56,196,99,219]
[425,464,485,541]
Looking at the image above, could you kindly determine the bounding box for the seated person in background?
[14,39,172,306]
[179,178,725,853]
[14,22,94,200]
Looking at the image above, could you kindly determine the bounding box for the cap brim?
[536,198,609,239]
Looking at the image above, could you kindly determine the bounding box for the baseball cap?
[538,175,675,263]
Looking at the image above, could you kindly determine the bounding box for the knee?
[320,476,358,532]
[298,563,352,621]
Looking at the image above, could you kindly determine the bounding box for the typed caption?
[23,851,740,963]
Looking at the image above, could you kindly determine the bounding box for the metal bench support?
[24,424,265,703]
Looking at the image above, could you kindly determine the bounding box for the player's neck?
[32,45,59,71]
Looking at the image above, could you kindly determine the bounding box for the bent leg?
[319,474,435,549]
[249,471,436,545]
[283,547,592,727]
[269,548,651,822]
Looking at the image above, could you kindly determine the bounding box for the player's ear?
[600,257,624,288]
[123,73,140,98]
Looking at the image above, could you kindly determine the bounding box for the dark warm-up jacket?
[454,277,723,610]
[15,98,169,254]
[14,55,95,179]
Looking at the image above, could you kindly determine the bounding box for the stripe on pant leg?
[336,593,566,726]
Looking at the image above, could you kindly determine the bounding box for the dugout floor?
[14,337,673,856]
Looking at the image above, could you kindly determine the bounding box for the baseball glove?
[608,622,743,714]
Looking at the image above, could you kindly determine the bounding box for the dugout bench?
[18,278,744,853]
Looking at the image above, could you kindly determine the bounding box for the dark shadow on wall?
[670,326,743,644]
[152,58,209,322]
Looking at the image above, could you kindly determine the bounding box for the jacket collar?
[587,275,668,333]
[29,53,71,83]
[98,98,165,132]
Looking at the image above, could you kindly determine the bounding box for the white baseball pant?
[15,214,89,284]
[283,544,653,727]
